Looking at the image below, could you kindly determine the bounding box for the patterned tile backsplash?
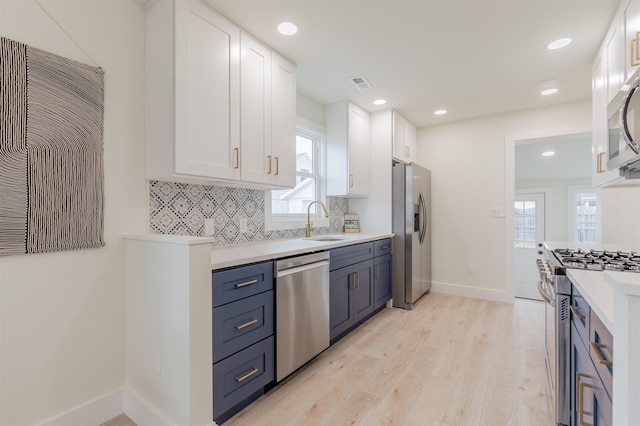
[149,180,348,246]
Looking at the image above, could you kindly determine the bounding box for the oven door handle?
[537,279,555,306]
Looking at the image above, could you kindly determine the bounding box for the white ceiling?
[515,132,592,181]
[202,0,619,128]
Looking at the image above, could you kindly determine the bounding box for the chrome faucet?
[306,200,330,237]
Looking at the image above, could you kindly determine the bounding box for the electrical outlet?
[204,218,215,236]
[467,264,476,275]
[239,218,248,233]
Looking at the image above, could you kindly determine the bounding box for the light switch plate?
[239,218,248,233]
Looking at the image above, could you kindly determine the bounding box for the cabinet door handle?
[234,279,258,288]
[576,372,593,426]
[349,174,354,188]
[570,305,585,320]
[267,155,272,174]
[234,318,258,330]
[589,341,613,366]
[275,157,279,175]
[349,273,355,289]
[234,147,240,169]
[596,152,605,174]
[632,32,640,67]
[375,265,380,279]
[235,367,259,382]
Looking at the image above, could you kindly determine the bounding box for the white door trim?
[504,125,591,302]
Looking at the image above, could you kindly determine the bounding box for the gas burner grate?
[553,248,640,273]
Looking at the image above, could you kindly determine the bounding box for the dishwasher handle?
[276,260,329,278]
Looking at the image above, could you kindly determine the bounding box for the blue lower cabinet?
[213,291,274,363]
[329,259,374,341]
[212,261,275,424]
[213,336,275,421]
[571,323,612,426]
[373,253,392,310]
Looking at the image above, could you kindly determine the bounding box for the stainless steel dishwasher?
[275,251,330,382]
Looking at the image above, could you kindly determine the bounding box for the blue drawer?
[213,336,275,419]
[330,242,374,271]
[590,310,613,399]
[213,261,273,307]
[571,284,590,345]
[374,238,392,257]
[213,290,274,363]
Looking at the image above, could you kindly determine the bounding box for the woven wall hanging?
[0,37,105,256]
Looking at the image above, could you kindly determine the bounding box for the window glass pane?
[296,135,314,174]
[269,123,325,222]
[575,190,597,243]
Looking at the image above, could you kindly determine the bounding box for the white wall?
[0,1,147,425]
[600,186,640,246]
[297,91,325,127]
[417,100,593,301]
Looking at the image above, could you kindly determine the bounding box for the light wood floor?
[106,293,554,426]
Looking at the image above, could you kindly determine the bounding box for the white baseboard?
[123,387,218,426]
[431,281,513,304]
[36,389,124,426]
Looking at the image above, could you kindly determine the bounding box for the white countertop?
[566,269,614,332]
[210,232,394,269]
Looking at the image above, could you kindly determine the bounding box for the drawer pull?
[589,341,613,367]
[570,305,585,320]
[577,372,593,426]
[234,279,258,288]
[380,245,390,251]
[235,367,259,382]
[234,318,258,330]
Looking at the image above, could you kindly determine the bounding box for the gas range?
[551,247,640,273]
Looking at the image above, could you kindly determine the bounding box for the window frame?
[568,185,598,243]
[264,117,328,231]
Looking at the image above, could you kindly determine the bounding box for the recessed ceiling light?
[373,99,387,106]
[542,151,555,157]
[538,78,558,88]
[434,109,447,115]
[547,37,572,50]
[541,88,558,96]
[277,22,298,36]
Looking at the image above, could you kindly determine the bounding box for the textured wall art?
[0,37,105,255]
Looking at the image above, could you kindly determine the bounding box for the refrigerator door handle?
[418,192,426,244]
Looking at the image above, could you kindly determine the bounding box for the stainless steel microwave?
[607,67,640,174]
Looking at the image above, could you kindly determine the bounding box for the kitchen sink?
[306,236,347,242]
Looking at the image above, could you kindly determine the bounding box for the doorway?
[505,129,593,302]
[514,192,545,300]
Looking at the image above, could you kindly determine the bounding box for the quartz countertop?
[210,232,394,270]
[566,269,614,332]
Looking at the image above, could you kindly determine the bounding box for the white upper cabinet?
[240,33,271,185]
[592,50,621,187]
[326,101,370,197]
[624,0,640,81]
[606,14,624,103]
[392,111,417,163]
[592,1,640,187]
[239,33,296,188]
[270,53,297,188]
[147,0,296,189]
[148,0,240,183]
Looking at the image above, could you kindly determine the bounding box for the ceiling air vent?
[350,75,372,91]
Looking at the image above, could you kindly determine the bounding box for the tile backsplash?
[149,180,348,246]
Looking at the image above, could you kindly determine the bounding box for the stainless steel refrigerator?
[392,163,431,310]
